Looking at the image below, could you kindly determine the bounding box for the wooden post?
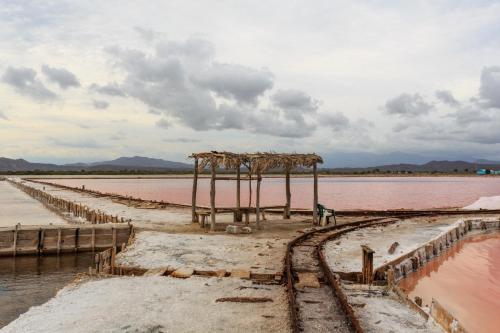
[57,228,62,255]
[256,170,262,229]
[191,157,199,223]
[236,165,241,222]
[361,245,374,284]
[13,225,18,257]
[210,162,216,232]
[285,168,291,219]
[312,162,319,225]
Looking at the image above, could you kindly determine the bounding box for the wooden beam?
[285,168,291,219]
[210,162,216,232]
[191,157,199,223]
[256,170,262,229]
[312,162,319,225]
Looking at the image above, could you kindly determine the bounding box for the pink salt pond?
[44,176,500,210]
[399,233,500,333]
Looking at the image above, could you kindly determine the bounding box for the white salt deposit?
[463,196,500,210]
[0,180,65,227]
[343,285,444,333]
[117,231,287,274]
[1,276,290,333]
[324,219,459,273]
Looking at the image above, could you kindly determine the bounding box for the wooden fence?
[9,179,129,224]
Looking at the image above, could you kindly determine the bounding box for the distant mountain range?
[328,160,500,173]
[0,156,192,172]
[1,155,500,173]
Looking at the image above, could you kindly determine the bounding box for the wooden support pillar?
[191,157,199,223]
[256,170,262,229]
[361,245,374,284]
[285,168,291,219]
[210,162,216,232]
[236,165,242,222]
[312,162,319,225]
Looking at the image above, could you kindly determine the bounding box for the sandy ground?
[463,195,500,210]
[1,276,290,333]
[324,218,460,272]
[342,284,444,333]
[117,231,287,274]
[0,181,65,227]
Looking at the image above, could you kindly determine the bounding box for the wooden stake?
[210,162,216,232]
[234,165,241,221]
[285,168,291,219]
[191,157,199,223]
[361,245,374,284]
[312,162,319,225]
[256,170,262,229]
[57,228,62,255]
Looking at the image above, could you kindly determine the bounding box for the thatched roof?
[190,151,323,173]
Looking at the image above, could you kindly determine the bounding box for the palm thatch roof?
[190,151,323,174]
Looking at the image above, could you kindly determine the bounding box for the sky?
[1,0,500,165]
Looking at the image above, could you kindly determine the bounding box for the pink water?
[399,233,500,333]
[43,176,500,210]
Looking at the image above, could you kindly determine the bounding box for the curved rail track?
[285,210,498,333]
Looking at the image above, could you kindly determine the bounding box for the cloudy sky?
[1,0,500,164]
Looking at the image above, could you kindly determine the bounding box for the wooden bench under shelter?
[190,151,324,231]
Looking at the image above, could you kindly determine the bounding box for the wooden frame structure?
[190,151,323,231]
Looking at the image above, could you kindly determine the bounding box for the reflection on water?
[46,176,500,210]
[399,233,500,333]
[0,254,94,328]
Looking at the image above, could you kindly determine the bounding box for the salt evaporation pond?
[399,233,500,333]
[0,254,94,328]
[44,176,500,210]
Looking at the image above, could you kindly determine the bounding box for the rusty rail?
[285,217,392,332]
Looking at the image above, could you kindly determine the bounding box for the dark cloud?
[2,66,57,101]
[453,106,491,125]
[319,112,350,131]
[272,89,319,112]
[99,36,318,138]
[385,93,433,117]
[195,63,274,104]
[41,65,80,89]
[92,99,109,109]
[435,90,460,107]
[89,82,126,97]
[479,66,500,108]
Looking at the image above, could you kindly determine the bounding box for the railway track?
[286,217,400,332]
[285,209,489,333]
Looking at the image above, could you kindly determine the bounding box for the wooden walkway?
[0,224,132,257]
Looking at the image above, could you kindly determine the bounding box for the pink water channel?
[43,176,500,210]
[399,233,500,333]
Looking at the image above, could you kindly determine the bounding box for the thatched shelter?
[189,151,323,231]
